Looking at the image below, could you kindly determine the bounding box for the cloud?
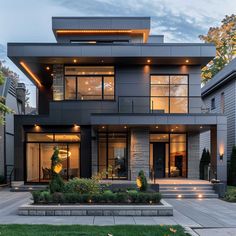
[51,0,235,42]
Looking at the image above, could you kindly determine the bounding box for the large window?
[64,66,115,100]
[98,133,128,179]
[26,133,80,183]
[150,75,188,113]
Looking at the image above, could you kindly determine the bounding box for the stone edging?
[18,199,173,216]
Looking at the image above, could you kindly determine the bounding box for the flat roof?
[52,17,151,42]
[202,58,236,97]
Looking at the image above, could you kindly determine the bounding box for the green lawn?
[224,185,236,202]
[0,225,189,236]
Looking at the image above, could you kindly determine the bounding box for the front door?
[153,142,165,178]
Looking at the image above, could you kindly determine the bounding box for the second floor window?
[221,92,225,113]
[211,97,216,110]
[150,75,188,113]
[64,66,115,100]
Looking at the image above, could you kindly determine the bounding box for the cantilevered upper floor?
[7,16,216,116]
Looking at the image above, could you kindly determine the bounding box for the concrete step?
[160,186,213,190]
[161,190,215,194]
[162,193,218,198]
[11,185,48,192]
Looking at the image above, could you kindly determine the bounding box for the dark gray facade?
[7,17,227,184]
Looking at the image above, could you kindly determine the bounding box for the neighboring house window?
[211,98,216,110]
[221,92,225,113]
[63,66,115,100]
[150,75,188,113]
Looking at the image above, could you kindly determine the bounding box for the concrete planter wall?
[18,200,173,216]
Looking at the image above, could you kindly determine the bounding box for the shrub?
[0,175,5,184]
[116,192,128,203]
[52,192,65,203]
[49,147,65,193]
[49,174,64,193]
[63,178,100,194]
[229,146,236,185]
[32,191,41,204]
[40,191,52,203]
[137,170,148,192]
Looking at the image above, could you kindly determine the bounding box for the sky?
[0,0,236,107]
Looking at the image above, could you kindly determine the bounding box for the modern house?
[7,17,227,185]
[0,79,26,181]
[201,58,236,167]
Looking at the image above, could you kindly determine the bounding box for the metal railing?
[5,165,14,187]
[118,96,190,113]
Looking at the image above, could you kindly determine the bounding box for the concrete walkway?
[1,189,236,235]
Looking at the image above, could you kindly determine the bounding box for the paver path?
[1,188,236,235]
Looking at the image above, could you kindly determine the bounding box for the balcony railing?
[118,96,190,114]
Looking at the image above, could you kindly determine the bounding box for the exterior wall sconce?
[220,153,224,162]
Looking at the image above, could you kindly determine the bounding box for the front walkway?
[1,188,236,235]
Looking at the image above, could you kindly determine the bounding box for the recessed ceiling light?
[185,59,189,63]
[73,59,77,63]
[124,126,127,129]
[171,129,174,132]
[102,126,105,129]
[156,126,158,129]
[200,126,203,129]
[46,66,50,70]
[147,59,151,63]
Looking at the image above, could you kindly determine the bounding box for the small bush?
[63,178,100,194]
[32,191,41,204]
[138,170,148,192]
[0,175,5,184]
[52,192,65,203]
[49,174,64,193]
[40,191,52,203]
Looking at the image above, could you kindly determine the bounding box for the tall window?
[150,75,188,113]
[26,133,80,182]
[64,66,115,100]
[211,97,216,110]
[98,133,128,179]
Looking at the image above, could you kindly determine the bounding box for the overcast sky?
[0,0,236,106]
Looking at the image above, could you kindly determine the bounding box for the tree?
[49,146,64,193]
[229,146,236,186]
[199,148,211,180]
[199,14,236,84]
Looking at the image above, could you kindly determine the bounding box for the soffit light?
[20,62,42,87]
[46,66,50,70]
[185,59,189,63]
[147,59,151,63]
[56,29,133,34]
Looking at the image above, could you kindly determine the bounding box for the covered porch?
[91,113,227,183]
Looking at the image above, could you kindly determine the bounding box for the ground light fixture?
[177,194,182,198]
[198,194,203,198]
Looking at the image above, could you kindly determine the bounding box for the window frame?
[211,97,216,110]
[221,92,225,114]
[63,65,115,101]
[150,74,189,114]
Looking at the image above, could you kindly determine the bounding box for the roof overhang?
[8,43,215,88]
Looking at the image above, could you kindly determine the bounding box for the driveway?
[1,188,236,235]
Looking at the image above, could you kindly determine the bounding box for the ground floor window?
[26,133,80,182]
[98,133,128,179]
[150,133,187,178]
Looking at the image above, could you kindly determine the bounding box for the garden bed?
[18,199,173,216]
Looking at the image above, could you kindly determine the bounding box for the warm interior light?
[102,126,105,129]
[56,29,133,34]
[46,66,50,70]
[20,61,42,87]
[73,59,77,63]
[74,124,80,129]
[156,126,159,129]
